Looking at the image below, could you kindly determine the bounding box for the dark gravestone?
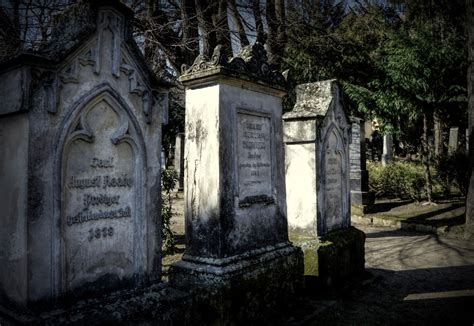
[349,117,375,209]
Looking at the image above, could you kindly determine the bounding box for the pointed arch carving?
[52,84,148,295]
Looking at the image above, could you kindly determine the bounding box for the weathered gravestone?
[169,43,303,323]
[0,1,168,309]
[350,117,375,215]
[173,133,185,191]
[283,80,365,286]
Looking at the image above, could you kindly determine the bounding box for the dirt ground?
[166,196,474,325]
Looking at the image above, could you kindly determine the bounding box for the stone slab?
[169,245,303,325]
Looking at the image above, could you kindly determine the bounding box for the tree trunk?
[214,0,232,58]
[229,0,249,48]
[265,0,287,69]
[252,0,265,43]
[196,0,218,58]
[181,0,199,66]
[465,0,474,238]
[422,111,434,203]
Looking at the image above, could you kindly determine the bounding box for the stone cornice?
[179,42,288,91]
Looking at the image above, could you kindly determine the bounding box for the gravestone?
[283,80,365,285]
[169,43,303,322]
[173,133,185,191]
[0,1,169,309]
[449,127,460,154]
[382,133,393,165]
[350,117,375,213]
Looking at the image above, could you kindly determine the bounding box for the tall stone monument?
[382,133,393,165]
[283,81,365,286]
[0,1,169,309]
[350,117,375,215]
[169,43,303,322]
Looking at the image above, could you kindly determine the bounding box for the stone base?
[0,283,191,325]
[291,227,365,288]
[351,190,375,206]
[169,243,303,325]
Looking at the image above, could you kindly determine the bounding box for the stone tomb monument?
[0,1,168,309]
[350,117,375,215]
[283,81,365,286]
[169,43,303,323]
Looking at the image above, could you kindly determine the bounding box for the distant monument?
[0,1,169,309]
[283,80,365,286]
[169,43,303,322]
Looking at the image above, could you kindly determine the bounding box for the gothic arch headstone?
[0,2,169,308]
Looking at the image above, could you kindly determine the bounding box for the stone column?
[349,117,375,211]
[169,43,303,319]
[173,133,185,191]
[448,127,459,155]
[283,80,365,286]
[382,133,393,166]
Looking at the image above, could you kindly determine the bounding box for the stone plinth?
[0,1,169,310]
[169,43,303,322]
[350,117,375,211]
[283,80,365,285]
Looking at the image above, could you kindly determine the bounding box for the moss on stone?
[290,227,366,284]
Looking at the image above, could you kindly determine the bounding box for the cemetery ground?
[164,196,474,325]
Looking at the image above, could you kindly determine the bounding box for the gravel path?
[302,225,474,326]
[168,197,474,325]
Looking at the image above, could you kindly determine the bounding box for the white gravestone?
[284,80,351,237]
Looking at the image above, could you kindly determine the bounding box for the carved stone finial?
[180,42,287,90]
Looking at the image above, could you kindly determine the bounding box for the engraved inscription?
[237,112,273,204]
[324,130,343,231]
[63,102,136,290]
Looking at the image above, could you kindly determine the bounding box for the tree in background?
[129,0,288,160]
[466,0,474,237]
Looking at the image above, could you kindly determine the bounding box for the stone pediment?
[0,1,169,124]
